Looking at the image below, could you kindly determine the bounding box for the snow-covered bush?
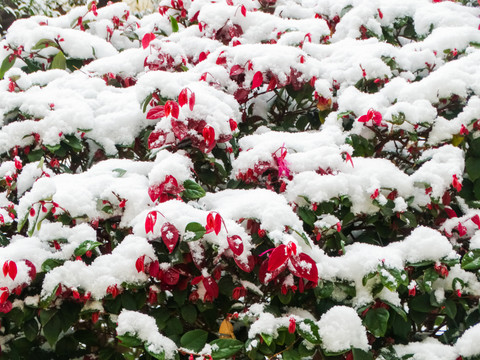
[1,0,480,359]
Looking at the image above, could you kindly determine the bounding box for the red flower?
[434,263,449,278]
[408,286,416,297]
[370,189,379,200]
[358,109,383,126]
[288,317,296,334]
[178,88,195,111]
[229,118,238,131]
[92,311,99,324]
[202,125,215,146]
[107,284,119,298]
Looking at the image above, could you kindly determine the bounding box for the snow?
[455,323,480,357]
[117,310,177,359]
[317,306,369,352]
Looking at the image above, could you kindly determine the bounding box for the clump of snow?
[455,323,480,358]
[317,306,369,352]
[117,310,177,359]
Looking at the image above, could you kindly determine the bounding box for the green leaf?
[297,207,316,226]
[352,348,374,360]
[210,339,244,359]
[117,334,143,347]
[42,311,63,346]
[466,157,480,182]
[41,258,65,272]
[297,319,322,344]
[461,249,480,270]
[182,180,206,199]
[363,308,389,337]
[32,38,58,50]
[145,345,165,360]
[184,222,206,241]
[64,134,83,152]
[180,329,208,353]
[261,333,273,346]
[24,319,39,342]
[112,168,127,177]
[51,51,67,70]
[283,349,301,360]
[74,240,102,256]
[444,300,457,320]
[17,212,29,232]
[170,16,179,33]
[181,304,197,324]
[0,55,16,80]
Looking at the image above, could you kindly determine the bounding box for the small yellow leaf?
[452,134,464,147]
[218,319,235,339]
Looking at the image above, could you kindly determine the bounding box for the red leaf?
[191,275,203,285]
[445,207,457,218]
[24,259,36,280]
[0,289,8,304]
[142,33,156,49]
[251,71,263,89]
[188,92,195,111]
[161,222,179,253]
[290,253,318,283]
[203,276,219,299]
[165,100,180,119]
[171,119,188,140]
[230,65,244,76]
[206,213,215,234]
[267,77,277,91]
[149,260,160,278]
[229,119,237,131]
[202,126,215,146]
[214,214,222,235]
[148,130,167,149]
[146,105,165,120]
[148,184,162,202]
[267,244,289,272]
[472,214,480,228]
[226,0,233,4]
[240,5,247,16]
[178,88,188,107]
[145,211,158,234]
[162,268,180,285]
[227,235,244,256]
[7,261,16,281]
[234,254,255,272]
[259,258,287,283]
[2,261,8,277]
[0,300,12,313]
[135,255,145,273]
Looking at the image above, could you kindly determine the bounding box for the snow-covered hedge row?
[1,0,480,359]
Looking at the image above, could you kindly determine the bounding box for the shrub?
[1,0,480,359]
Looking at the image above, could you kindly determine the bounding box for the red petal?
[148,130,167,149]
[135,255,145,273]
[2,262,8,277]
[214,214,222,235]
[240,5,246,16]
[146,105,165,120]
[189,92,195,111]
[267,77,277,91]
[7,261,17,281]
[142,33,156,49]
[178,88,188,107]
[227,235,244,256]
[161,222,179,253]
[191,275,203,285]
[251,71,263,89]
[206,213,215,233]
[145,211,158,234]
[290,253,318,283]
[0,300,12,313]
[0,290,8,304]
[226,0,233,4]
[267,245,289,272]
[229,119,237,131]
